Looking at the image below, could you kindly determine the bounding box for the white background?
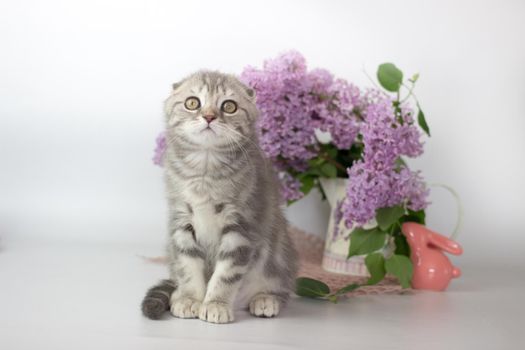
[1,0,524,257]
[1,1,525,349]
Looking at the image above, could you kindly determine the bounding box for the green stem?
[400,82,418,104]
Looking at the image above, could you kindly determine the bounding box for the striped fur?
[141,71,298,323]
[141,279,177,320]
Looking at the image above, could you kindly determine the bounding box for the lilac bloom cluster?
[319,78,362,150]
[240,51,320,171]
[240,51,361,200]
[153,131,167,166]
[342,91,429,225]
[359,91,423,170]
[279,172,303,202]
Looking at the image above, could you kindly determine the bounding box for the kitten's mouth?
[200,126,216,134]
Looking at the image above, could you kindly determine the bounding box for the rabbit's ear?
[428,232,463,255]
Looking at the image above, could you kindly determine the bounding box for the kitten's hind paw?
[198,301,234,324]
[170,297,201,319]
[249,294,280,318]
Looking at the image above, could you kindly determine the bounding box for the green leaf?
[326,147,338,159]
[333,283,360,296]
[307,157,325,167]
[377,63,404,92]
[417,107,431,136]
[394,157,407,169]
[296,277,330,298]
[385,255,413,289]
[394,234,411,257]
[376,205,405,231]
[403,209,426,225]
[299,176,315,195]
[348,142,364,161]
[364,253,386,285]
[303,168,322,177]
[348,228,387,258]
[320,163,337,178]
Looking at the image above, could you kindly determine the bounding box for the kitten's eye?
[221,100,237,114]
[184,97,201,110]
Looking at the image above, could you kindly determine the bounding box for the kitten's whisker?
[214,124,253,166]
[218,124,271,173]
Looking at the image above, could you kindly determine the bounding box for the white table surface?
[0,236,522,350]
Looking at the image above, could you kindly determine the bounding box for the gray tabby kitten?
[141,71,297,323]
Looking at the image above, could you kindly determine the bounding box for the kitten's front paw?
[249,294,280,318]
[170,297,201,319]
[198,301,234,324]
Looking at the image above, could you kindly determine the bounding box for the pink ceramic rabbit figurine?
[401,222,463,291]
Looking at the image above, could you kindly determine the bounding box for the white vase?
[319,178,393,276]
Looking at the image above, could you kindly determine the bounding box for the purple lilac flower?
[241,51,363,200]
[279,173,303,202]
[342,92,428,225]
[393,168,430,211]
[316,79,361,149]
[360,93,423,171]
[153,132,167,166]
[309,68,334,94]
[343,162,390,225]
[241,51,320,172]
[343,161,429,226]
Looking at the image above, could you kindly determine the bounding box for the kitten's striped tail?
[141,279,177,320]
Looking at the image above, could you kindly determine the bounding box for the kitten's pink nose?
[203,114,216,124]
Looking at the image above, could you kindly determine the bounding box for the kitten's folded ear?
[164,80,184,118]
[172,81,182,92]
[245,86,256,99]
[238,81,256,101]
